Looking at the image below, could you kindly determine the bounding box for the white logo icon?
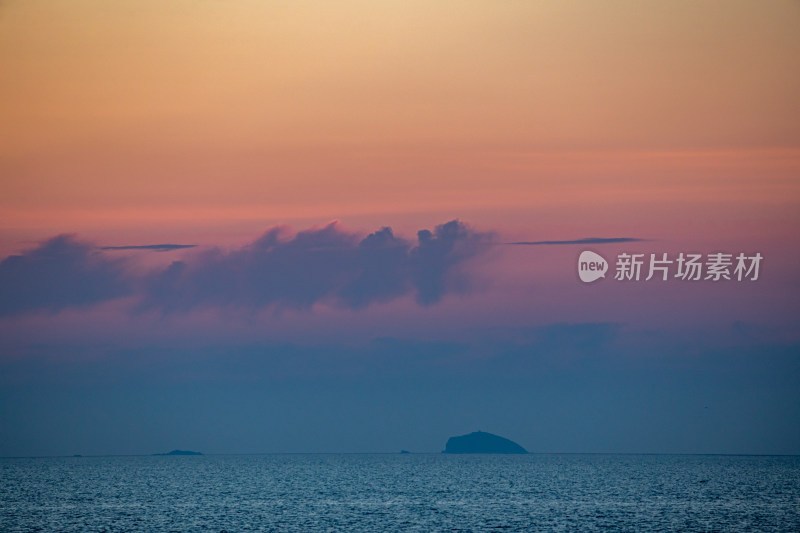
[578,251,608,283]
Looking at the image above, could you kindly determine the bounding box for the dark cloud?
[0,235,131,316]
[507,237,645,245]
[0,220,496,316]
[411,220,493,305]
[0,221,494,316]
[100,244,197,252]
[143,219,493,312]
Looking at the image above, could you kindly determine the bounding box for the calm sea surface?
[1,454,799,532]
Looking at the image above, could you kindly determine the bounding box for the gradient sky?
[1,1,799,456]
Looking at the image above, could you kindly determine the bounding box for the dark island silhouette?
[153,450,203,456]
[442,431,528,454]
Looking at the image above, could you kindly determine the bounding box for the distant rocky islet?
[442,431,527,454]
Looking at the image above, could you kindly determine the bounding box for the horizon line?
[4,451,798,459]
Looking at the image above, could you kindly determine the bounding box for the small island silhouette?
[152,450,203,456]
[442,431,528,454]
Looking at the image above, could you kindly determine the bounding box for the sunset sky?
[1,1,799,456]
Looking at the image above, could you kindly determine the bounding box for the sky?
[0,0,799,456]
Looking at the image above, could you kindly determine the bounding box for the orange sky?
[1,0,798,252]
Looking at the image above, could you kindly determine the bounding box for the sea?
[1,454,799,532]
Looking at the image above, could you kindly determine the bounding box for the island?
[442,431,528,454]
[152,450,203,456]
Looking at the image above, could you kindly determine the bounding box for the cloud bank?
[0,235,131,316]
[0,220,493,316]
[143,219,493,312]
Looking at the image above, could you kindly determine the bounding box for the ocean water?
[1,454,799,532]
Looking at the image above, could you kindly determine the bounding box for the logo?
[578,251,608,283]
[575,250,762,283]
